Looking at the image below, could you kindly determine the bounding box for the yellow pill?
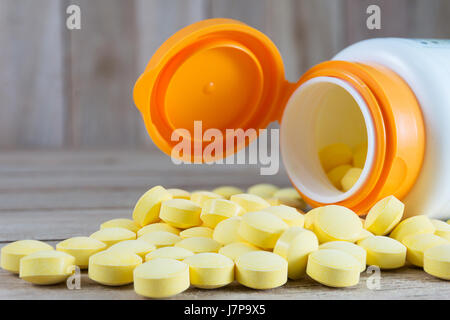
[190,191,223,206]
[90,227,136,248]
[167,188,190,199]
[175,237,222,253]
[431,219,450,241]
[306,249,360,288]
[423,243,450,280]
[218,242,259,262]
[19,250,75,285]
[213,217,243,245]
[239,211,288,249]
[355,228,374,242]
[108,240,156,259]
[341,167,362,192]
[100,218,140,233]
[88,250,142,286]
[247,183,279,199]
[134,258,190,298]
[327,164,352,190]
[230,193,270,213]
[236,251,287,289]
[145,246,194,262]
[137,222,180,237]
[212,186,244,199]
[200,199,244,228]
[272,188,307,210]
[1,240,53,274]
[273,227,318,279]
[180,227,214,239]
[364,196,404,236]
[353,143,367,168]
[304,207,321,231]
[402,233,448,267]
[313,205,363,243]
[159,199,202,229]
[266,198,280,206]
[319,143,353,172]
[358,236,406,269]
[262,205,305,227]
[138,231,181,248]
[56,237,107,269]
[319,241,367,272]
[132,186,173,227]
[390,215,435,242]
[183,253,234,289]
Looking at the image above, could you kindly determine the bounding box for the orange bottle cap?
[133,19,289,162]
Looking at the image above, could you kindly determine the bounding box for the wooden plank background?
[1,0,450,149]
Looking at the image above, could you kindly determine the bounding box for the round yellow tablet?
[431,219,450,241]
[262,205,305,227]
[213,217,243,245]
[314,205,363,243]
[159,199,202,229]
[183,253,234,289]
[390,215,435,242]
[319,241,367,272]
[272,188,307,210]
[402,233,448,267]
[306,249,360,288]
[190,191,224,206]
[90,227,136,248]
[134,258,190,298]
[266,198,281,206]
[218,242,259,262]
[230,193,270,213]
[132,186,173,227]
[236,251,287,289]
[89,250,142,286]
[56,237,107,269]
[239,211,288,249]
[354,228,374,242]
[108,240,156,259]
[247,183,279,199]
[175,237,222,254]
[319,143,353,172]
[100,218,140,233]
[138,231,181,248]
[145,246,194,262]
[273,227,319,279]
[167,188,190,199]
[180,227,214,239]
[327,164,352,190]
[364,196,404,236]
[357,236,406,269]
[1,240,53,274]
[212,186,244,199]
[304,207,321,231]
[341,168,362,192]
[20,250,75,285]
[423,243,450,280]
[200,199,244,228]
[137,222,180,237]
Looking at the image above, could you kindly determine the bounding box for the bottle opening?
[280,77,376,204]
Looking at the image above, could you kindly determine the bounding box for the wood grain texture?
[0,0,65,148]
[0,150,449,299]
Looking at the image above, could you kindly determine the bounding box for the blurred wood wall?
[1,0,449,149]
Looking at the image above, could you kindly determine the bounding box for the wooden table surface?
[0,150,448,300]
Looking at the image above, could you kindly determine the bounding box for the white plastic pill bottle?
[133,19,450,219]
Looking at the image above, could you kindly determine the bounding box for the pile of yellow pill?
[1,184,449,298]
[319,143,367,191]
